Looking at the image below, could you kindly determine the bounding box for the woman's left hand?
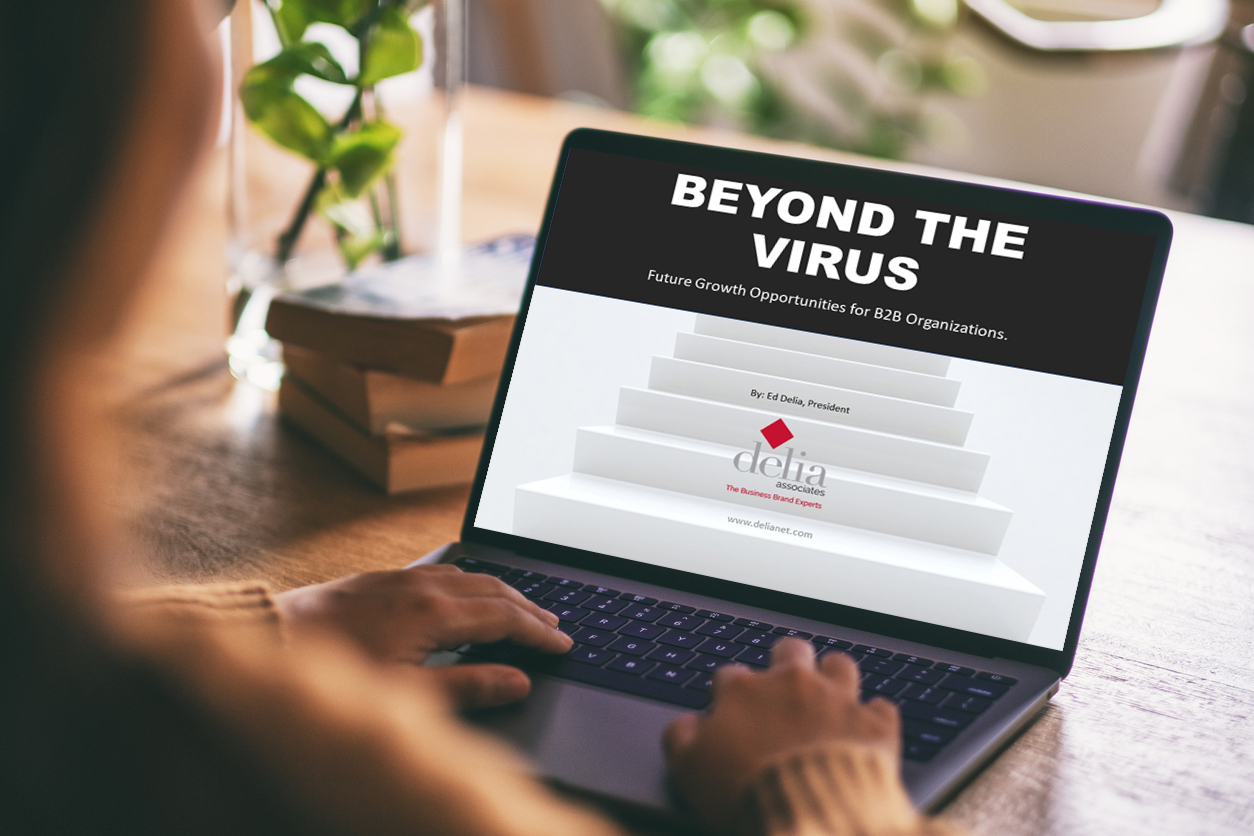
[275,564,572,708]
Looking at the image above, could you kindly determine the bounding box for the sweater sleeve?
[117,581,282,643]
[745,744,964,836]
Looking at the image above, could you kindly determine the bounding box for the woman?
[0,1,957,834]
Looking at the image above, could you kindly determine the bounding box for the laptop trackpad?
[467,673,689,813]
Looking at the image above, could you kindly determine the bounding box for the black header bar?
[534,144,1168,386]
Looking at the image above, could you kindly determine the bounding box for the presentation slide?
[475,149,1156,650]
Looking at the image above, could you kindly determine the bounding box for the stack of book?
[267,235,531,494]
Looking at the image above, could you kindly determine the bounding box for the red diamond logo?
[760,419,793,449]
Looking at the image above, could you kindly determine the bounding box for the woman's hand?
[664,638,900,834]
[274,564,571,708]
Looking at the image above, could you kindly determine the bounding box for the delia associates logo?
[732,419,828,496]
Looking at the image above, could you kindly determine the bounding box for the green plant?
[241,0,426,270]
[601,0,984,160]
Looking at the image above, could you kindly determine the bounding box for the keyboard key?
[557,621,580,636]
[893,654,934,667]
[456,558,509,575]
[517,582,555,599]
[646,664,695,685]
[657,631,703,649]
[772,627,813,639]
[944,693,992,714]
[976,672,1017,685]
[571,629,615,648]
[688,674,715,691]
[900,701,973,730]
[735,630,779,648]
[685,654,731,672]
[737,648,771,667]
[607,637,656,656]
[657,614,703,631]
[568,646,615,666]
[899,683,946,704]
[822,649,865,664]
[581,614,628,632]
[934,663,975,676]
[812,636,853,649]
[853,645,894,658]
[526,656,708,708]
[903,741,941,762]
[698,639,741,658]
[508,568,547,581]
[734,618,773,631]
[903,719,956,745]
[607,656,654,675]
[584,596,628,614]
[938,675,1008,699]
[696,609,733,622]
[583,584,621,597]
[549,577,584,588]
[647,647,695,665]
[862,676,907,696]
[620,593,658,605]
[895,665,944,685]
[549,605,592,623]
[696,622,743,639]
[619,622,667,640]
[657,602,696,613]
[544,589,591,606]
[622,605,663,622]
[860,658,904,676]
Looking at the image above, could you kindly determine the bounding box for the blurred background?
[461,0,1254,222]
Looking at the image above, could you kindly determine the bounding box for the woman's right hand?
[663,638,901,834]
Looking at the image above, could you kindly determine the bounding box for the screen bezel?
[460,128,1172,677]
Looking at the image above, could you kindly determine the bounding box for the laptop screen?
[471,135,1167,652]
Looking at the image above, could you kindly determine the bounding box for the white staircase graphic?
[515,315,1046,641]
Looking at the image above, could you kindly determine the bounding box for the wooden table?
[114,86,1254,834]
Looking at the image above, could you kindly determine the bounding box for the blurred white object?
[966,0,1228,51]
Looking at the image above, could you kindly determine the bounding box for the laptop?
[417,128,1172,825]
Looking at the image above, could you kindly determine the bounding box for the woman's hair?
[0,0,149,662]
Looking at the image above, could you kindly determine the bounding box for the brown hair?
[0,1,148,661]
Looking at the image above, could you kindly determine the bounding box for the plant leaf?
[285,0,374,29]
[239,78,334,161]
[316,182,387,269]
[359,6,422,86]
[325,120,402,196]
[267,0,310,45]
[272,41,350,84]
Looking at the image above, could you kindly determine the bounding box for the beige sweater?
[116,582,962,836]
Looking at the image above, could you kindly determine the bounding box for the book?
[264,235,532,384]
[282,345,498,434]
[278,375,484,494]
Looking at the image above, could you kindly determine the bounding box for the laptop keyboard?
[453,558,1018,762]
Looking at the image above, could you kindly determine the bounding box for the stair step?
[649,357,973,445]
[617,387,989,491]
[695,315,950,375]
[674,332,961,406]
[573,426,1012,554]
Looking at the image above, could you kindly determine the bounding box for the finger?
[865,696,901,733]
[431,570,561,627]
[663,713,701,764]
[769,637,816,669]
[818,650,861,692]
[431,597,573,654]
[423,663,532,709]
[710,662,753,700]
